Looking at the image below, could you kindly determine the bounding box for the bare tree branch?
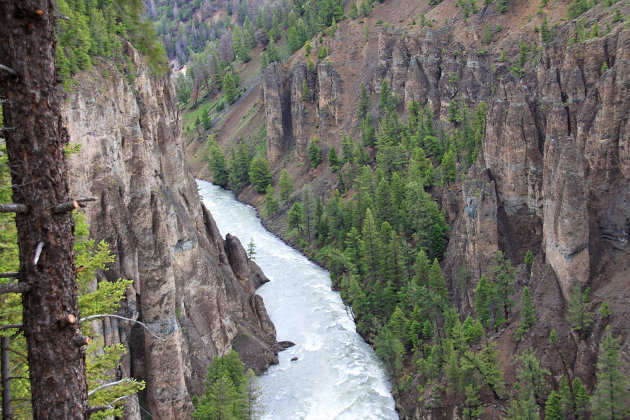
[0,272,19,279]
[53,197,97,213]
[0,203,28,214]
[0,324,22,331]
[87,379,135,397]
[0,282,30,294]
[0,64,18,77]
[80,314,165,341]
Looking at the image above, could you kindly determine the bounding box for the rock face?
[63,43,280,419]
[253,6,630,418]
[261,60,342,167]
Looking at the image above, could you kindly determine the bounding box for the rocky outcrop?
[261,60,342,166]
[63,43,280,419]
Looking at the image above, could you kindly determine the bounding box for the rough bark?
[0,1,89,418]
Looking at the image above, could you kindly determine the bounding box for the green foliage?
[524,249,534,266]
[247,238,256,260]
[566,283,594,337]
[357,84,371,120]
[491,251,515,321]
[192,350,260,420]
[514,287,535,340]
[264,190,280,217]
[440,148,457,185]
[308,139,323,168]
[207,138,229,188]
[591,328,630,420]
[56,0,167,85]
[249,156,272,193]
[278,169,294,203]
[496,0,510,13]
[328,146,341,172]
[288,202,305,235]
[228,142,251,193]
[301,79,310,102]
[545,390,563,420]
[317,45,329,60]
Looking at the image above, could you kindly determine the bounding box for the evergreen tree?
[497,0,510,13]
[207,139,229,187]
[515,349,549,402]
[301,78,310,101]
[288,202,305,235]
[524,249,534,266]
[223,72,237,103]
[201,107,213,130]
[278,169,294,202]
[328,146,341,171]
[475,275,491,329]
[361,208,381,281]
[515,286,535,340]
[308,140,323,168]
[545,391,563,420]
[591,328,630,420]
[428,258,449,302]
[318,45,328,60]
[228,142,251,193]
[350,0,359,19]
[249,156,272,193]
[567,283,594,338]
[441,148,457,185]
[491,251,515,320]
[357,84,371,120]
[264,190,280,217]
[375,325,405,378]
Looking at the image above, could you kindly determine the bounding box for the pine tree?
[591,328,630,420]
[247,238,257,260]
[223,72,237,103]
[441,148,457,185]
[301,78,310,101]
[288,202,305,235]
[361,209,381,281]
[515,286,535,340]
[491,251,515,320]
[475,275,491,328]
[428,258,449,302]
[249,156,272,193]
[328,146,341,171]
[201,107,212,130]
[207,140,229,188]
[497,0,510,13]
[264,190,280,217]
[318,45,329,60]
[350,0,359,19]
[545,390,563,420]
[278,169,294,202]
[357,84,371,120]
[567,283,594,337]
[308,140,323,168]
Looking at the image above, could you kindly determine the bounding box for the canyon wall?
[63,43,280,419]
[258,4,630,417]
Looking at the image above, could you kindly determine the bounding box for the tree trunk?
[0,1,88,418]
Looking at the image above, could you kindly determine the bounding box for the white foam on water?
[197,181,398,420]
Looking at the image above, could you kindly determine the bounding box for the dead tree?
[0,0,89,417]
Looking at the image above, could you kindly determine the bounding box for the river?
[197,180,398,420]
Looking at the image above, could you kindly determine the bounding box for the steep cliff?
[63,43,280,418]
[227,0,630,417]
